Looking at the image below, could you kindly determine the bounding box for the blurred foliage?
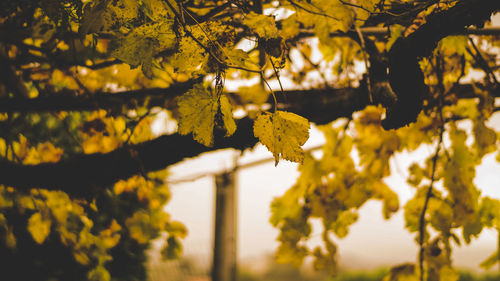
[0,0,499,280]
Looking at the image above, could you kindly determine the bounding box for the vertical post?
[212,171,237,281]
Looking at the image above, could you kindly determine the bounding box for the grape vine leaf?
[254,111,310,165]
[80,0,139,35]
[110,22,176,78]
[243,12,279,39]
[27,212,51,244]
[178,84,236,147]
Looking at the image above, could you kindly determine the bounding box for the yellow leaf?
[165,221,188,238]
[142,0,173,21]
[110,22,176,78]
[280,15,301,39]
[87,265,111,281]
[125,211,158,244]
[0,213,16,249]
[80,0,139,34]
[254,111,310,165]
[170,37,208,74]
[330,210,358,238]
[243,12,279,39]
[99,220,122,248]
[473,120,497,157]
[23,142,63,165]
[27,212,51,244]
[236,83,269,105]
[178,84,236,146]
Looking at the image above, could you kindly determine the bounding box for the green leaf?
[27,212,51,244]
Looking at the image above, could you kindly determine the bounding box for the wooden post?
[211,171,237,281]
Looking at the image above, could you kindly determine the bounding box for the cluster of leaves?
[0,110,186,280]
[0,0,499,280]
[270,39,500,281]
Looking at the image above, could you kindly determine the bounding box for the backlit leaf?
[243,12,279,39]
[110,22,176,78]
[254,111,310,165]
[178,84,236,146]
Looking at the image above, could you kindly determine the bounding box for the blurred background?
[143,13,500,281]
[145,118,500,281]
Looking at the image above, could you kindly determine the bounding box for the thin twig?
[467,37,499,86]
[164,0,261,74]
[297,47,329,88]
[269,57,285,94]
[260,72,278,113]
[418,54,446,281]
[418,124,444,281]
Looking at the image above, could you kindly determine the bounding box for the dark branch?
[0,81,495,196]
[0,118,258,198]
[0,80,198,113]
[382,0,500,129]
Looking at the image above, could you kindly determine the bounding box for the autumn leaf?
[178,84,236,147]
[254,111,310,165]
[80,0,139,35]
[161,236,183,260]
[27,212,51,244]
[243,12,279,39]
[110,22,176,78]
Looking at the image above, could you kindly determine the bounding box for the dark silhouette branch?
[0,80,198,113]
[0,82,496,196]
[1,80,493,115]
[383,0,500,129]
[0,118,258,198]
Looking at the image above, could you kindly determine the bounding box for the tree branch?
[0,80,198,113]
[0,118,258,198]
[0,82,495,196]
[1,80,493,115]
[382,0,500,129]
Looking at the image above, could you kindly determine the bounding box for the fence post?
[211,171,237,281]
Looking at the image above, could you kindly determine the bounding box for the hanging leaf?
[254,111,310,165]
[178,84,236,146]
